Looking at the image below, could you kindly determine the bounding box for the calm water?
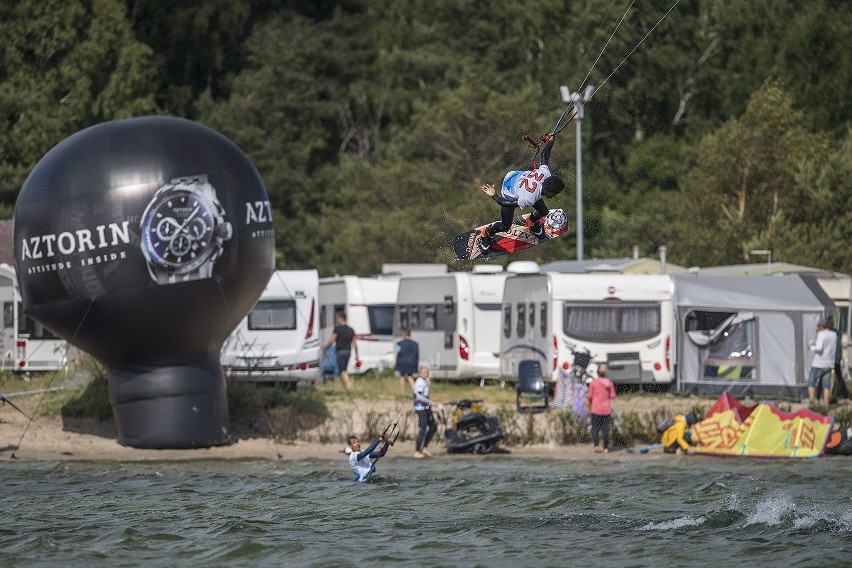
[1,454,850,567]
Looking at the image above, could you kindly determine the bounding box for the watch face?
[141,188,219,274]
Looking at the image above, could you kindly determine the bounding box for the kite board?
[453,208,569,261]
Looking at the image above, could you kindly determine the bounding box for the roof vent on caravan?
[472,264,504,273]
[380,263,448,277]
[506,261,540,274]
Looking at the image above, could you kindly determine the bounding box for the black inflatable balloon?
[13,116,275,449]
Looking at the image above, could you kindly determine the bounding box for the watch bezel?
[140,180,226,276]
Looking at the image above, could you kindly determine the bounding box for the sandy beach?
[0,385,722,462]
[0,412,643,462]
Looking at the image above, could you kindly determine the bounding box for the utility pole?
[750,249,772,275]
[560,85,594,261]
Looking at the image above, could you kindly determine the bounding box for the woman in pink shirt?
[585,364,616,453]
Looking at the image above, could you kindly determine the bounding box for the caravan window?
[562,302,661,342]
[503,305,512,338]
[248,300,297,330]
[320,305,327,329]
[15,303,60,340]
[3,302,12,328]
[398,306,409,330]
[444,296,455,316]
[368,305,395,335]
[423,306,437,330]
[540,303,547,337]
[409,305,420,329]
[516,303,526,337]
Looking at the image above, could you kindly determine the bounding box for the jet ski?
[441,399,504,454]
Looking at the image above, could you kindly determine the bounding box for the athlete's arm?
[538,137,555,166]
[356,438,381,461]
[370,442,390,459]
[414,391,433,406]
[531,199,550,220]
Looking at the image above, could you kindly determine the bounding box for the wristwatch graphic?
[140,175,233,284]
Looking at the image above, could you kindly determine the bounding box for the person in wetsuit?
[347,434,391,483]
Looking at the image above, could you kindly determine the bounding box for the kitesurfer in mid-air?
[477,134,565,252]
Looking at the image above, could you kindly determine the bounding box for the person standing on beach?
[413,364,437,458]
[585,364,616,453]
[394,328,419,394]
[807,318,836,408]
[826,314,848,403]
[325,312,358,390]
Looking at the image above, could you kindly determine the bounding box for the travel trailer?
[0,264,68,372]
[318,275,400,374]
[221,270,320,381]
[500,273,675,385]
[393,267,510,380]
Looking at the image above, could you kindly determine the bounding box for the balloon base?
[109,362,231,449]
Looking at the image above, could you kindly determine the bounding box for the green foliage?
[549,409,589,445]
[0,0,849,275]
[831,406,852,430]
[61,372,113,421]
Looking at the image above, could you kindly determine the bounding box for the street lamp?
[749,249,772,274]
[560,85,594,261]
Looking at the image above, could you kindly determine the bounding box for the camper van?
[221,270,320,381]
[393,267,509,380]
[319,275,399,375]
[500,273,675,385]
[0,264,68,372]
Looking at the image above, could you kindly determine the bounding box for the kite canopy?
[692,393,833,458]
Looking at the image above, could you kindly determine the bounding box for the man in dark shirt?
[394,328,419,393]
[325,312,358,389]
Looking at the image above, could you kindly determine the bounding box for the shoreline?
[0,414,666,463]
[1,382,828,463]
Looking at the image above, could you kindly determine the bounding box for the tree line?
[1,0,849,275]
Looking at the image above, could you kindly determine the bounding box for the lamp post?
[559,85,594,261]
[749,249,772,275]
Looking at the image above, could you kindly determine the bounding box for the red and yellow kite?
[691,393,833,458]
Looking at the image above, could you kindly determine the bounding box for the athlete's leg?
[415,409,429,452]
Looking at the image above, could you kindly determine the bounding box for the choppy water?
[1,454,850,567]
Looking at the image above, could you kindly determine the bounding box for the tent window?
[697,316,756,381]
[562,302,661,342]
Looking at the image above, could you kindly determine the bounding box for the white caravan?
[221,270,320,381]
[500,273,675,385]
[319,275,399,374]
[393,268,510,380]
[0,264,68,372]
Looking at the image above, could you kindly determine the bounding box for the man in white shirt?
[808,318,837,407]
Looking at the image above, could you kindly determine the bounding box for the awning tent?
[673,274,833,398]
